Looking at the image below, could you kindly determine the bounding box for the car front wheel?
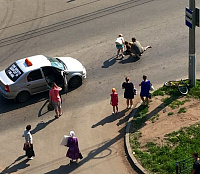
[69,76,82,88]
[16,91,30,102]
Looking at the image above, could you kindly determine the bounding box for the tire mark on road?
[0,0,100,31]
[0,0,47,64]
[0,0,154,47]
[0,0,14,39]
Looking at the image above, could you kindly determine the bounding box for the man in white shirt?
[23,125,35,159]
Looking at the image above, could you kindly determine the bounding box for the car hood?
[0,70,14,85]
[56,57,84,72]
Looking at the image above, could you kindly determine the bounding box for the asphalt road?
[1,0,200,173]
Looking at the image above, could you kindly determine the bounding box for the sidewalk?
[125,102,148,174]
[0,95,140,174]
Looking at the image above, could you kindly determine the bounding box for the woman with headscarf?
[66,131,80,163]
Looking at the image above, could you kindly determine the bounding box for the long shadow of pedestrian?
[102,56,117,68]
[38,91,67,117]
[131,95,180,132]
[44,125,142,174]
[117,109,133,126]
[67,0,75,2]
[38,100,49,117]
[91,109,127,128]
[31,117,56,135]
[119,55,140,64]
[0,155,29,174]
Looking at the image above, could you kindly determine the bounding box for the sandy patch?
[138,96,200,147]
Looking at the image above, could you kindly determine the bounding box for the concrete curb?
[125,102,149,174]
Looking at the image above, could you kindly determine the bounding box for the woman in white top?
[24,125,35,159]
[115,34,125,58]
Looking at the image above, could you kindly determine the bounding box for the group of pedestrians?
[22,34,152,164]
[23,126,81,164]
[115,34,152,59]
[23,82,81,164]
[110,75,152,114]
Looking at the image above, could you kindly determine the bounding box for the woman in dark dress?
[122,76,135,109]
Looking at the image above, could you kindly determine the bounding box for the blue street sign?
[186,7,193,29]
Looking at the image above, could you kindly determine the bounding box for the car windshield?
[46,56,65,70]
[5,62,24,82]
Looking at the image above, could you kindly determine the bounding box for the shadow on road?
[0,155,29,174]
[0,88,71,115]
[67,0,75,2]
[102,57,117,68]
[91,109,127,128]
[44,123,143,174]
[118,55,140,64]
[38,100,50,117]
[0,91,49,115]
[44,127,126,174]
[31,117,56,135]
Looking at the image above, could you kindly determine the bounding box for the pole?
[189,0,196,87]
[175,162,179,174]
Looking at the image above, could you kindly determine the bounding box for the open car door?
[61,71,68,93]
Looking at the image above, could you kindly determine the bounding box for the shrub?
[168,112,174,116]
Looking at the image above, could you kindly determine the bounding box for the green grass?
[168,112,174,116]
[169,99,186,109]
[130,123,200,174]
[129,80,200,174]
[150,113,160,123]
[152,88,164,96]
[152,80,200,98]
[161,97,186,109]
[189,80,200,98]
[178,107,187,114]
[130,105,149,131]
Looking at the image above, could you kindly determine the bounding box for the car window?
[5,62,24,82]
[27,69,43,82]
[45,56,65,70]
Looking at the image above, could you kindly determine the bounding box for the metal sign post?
[188,0,196,87]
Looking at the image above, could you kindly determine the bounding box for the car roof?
[16,55,51,73]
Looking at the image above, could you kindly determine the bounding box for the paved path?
[0,95,140,174]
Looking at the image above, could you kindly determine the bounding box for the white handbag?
[150,84,154,91]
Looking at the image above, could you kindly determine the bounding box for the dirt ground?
[138,95,200,147]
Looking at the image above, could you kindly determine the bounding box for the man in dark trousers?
[191,152,200,174]
[131,37,152,57]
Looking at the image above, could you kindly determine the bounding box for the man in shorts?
[131,37,152,57]
[49,82,62,118]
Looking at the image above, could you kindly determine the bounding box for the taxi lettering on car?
[0,55,86,102]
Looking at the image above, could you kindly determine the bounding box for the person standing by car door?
[49,82,62,118]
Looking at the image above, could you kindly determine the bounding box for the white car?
[0,55,86,102]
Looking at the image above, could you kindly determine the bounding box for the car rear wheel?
[16,91,30,102]
[69,76,82,88]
